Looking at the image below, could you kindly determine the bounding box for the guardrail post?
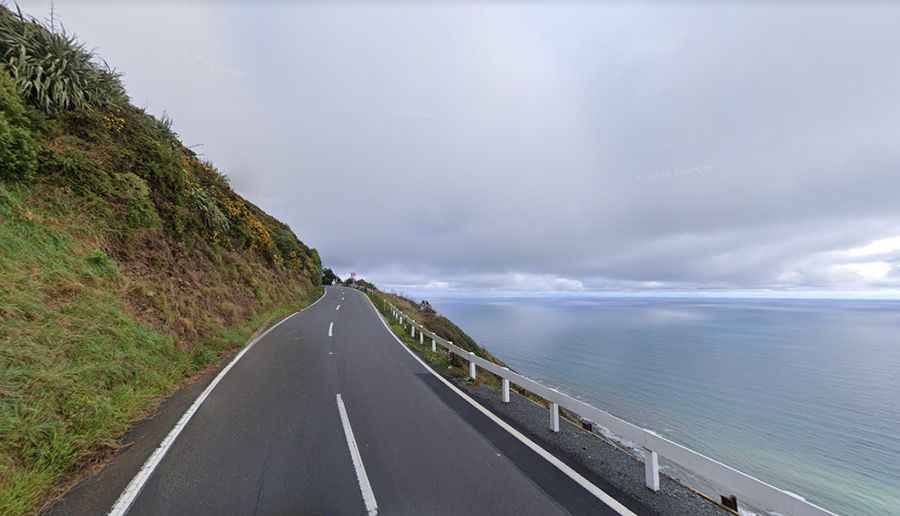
[502,376,510,403]
[468,352,476,379]
[431,337,436,352]
[550,402,560,432]
[644,449,660,492]
[419,331,424,345]
[410,324,415,338]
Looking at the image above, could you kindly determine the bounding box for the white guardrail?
[358,288,838,516]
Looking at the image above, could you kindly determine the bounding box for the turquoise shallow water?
[432,297,900,516]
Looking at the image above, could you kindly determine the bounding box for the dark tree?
[321,268,340,285]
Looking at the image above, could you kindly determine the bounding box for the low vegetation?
[394,296,495,358]
[366,287,583,423]
[366,289,526,394]
[0,6,321,514]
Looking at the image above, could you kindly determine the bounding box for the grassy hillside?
[0,7,321,514]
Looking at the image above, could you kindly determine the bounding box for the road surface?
[52,286,645,515]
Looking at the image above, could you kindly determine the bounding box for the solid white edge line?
[108,288,328,516]
[336,394,379,516]
[358,291,637,516]
[329,321,334,337]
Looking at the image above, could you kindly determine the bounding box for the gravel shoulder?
[421,351,734,516]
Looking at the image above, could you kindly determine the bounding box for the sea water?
[432,297,900,515]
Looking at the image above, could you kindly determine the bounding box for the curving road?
[50,286,645,515]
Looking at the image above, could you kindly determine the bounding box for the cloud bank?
[31,1,900,297]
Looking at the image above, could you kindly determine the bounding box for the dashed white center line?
[336,304,341,311]
[328,321,334,337]
[336,394,378,516]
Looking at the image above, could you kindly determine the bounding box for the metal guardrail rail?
[359,288,838,516]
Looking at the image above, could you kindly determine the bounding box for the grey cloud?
[31,1,900,296]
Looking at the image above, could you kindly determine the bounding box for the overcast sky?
[27,1,900,297]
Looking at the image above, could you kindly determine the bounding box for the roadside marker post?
[645,450,660,492]
[502,374,510,403]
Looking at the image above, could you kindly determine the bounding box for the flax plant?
[0,5,127,113]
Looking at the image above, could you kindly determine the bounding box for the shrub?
[112,172,159,228]
[0,7,127,113]
[0,113,36,181]
[273,228,302,264]
[0,68,26,125]
[39,146,109,195]
[322,268,340,285]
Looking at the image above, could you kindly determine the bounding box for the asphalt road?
[53,286,637,516]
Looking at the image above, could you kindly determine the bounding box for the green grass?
[0,184,320,515]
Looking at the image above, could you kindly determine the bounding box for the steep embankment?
[364,285,507,381]
[367,287,587,426]
[0,8,321,514]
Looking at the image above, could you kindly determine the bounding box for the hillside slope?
[0,7,321,514]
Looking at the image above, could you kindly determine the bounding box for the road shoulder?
[43,302,321,516]
[364,291,731,516]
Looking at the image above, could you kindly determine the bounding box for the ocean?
[431,296,900,516]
